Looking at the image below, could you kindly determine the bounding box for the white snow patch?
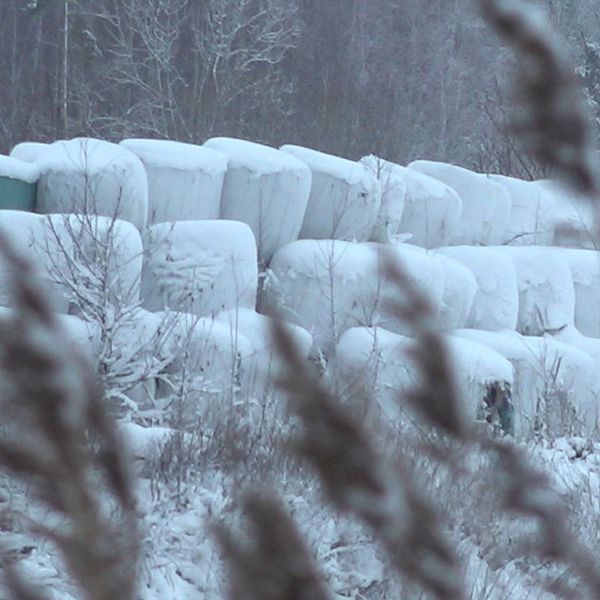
[0,154,40,184]
[10,141,50,163]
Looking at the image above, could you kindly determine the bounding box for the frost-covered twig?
[215,490,332,600]
[0,233,139,600]
[481,0,600,196]
[271,318,466,600]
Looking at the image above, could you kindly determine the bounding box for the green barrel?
[0,175,37,211]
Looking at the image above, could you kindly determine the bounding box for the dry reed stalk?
[271,318,466,600]
[0,233,139,600]
[214,490,332,600]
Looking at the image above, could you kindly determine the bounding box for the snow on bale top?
[408,159,511,245]
[280,145,380,241]
[436,246,519,331]
[120,138,228,173]
[10,141,50,163]
[490,174,556,246]
[0,154,40,184]
[35,137,148,230]
[202,137,311,263]
[204,137,308,174]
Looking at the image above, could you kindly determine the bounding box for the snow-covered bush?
[280,145,380,241]
[35,137,149,230]
[142,219,258,316]
[409,159,511,245]
[204,137,311,263]
[362,155,462,247]
[436,246,519,330]
[120,138,228,225]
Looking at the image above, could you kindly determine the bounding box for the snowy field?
[2,137,600,598]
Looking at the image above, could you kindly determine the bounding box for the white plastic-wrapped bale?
[10,142,50,163]
[454,328,597,437]
[156,312,255,426]
[36,138,148,230]
[359,155,406,242]
[41,213,144,313]
[491,175,556,245]
[540,180,597,249]
[262,240,378,354]
[120,139,227,225]
[429,252,478,331]
[263,240,443,354]
[204,138,311,263]
[494,246,575,336]
[409,160,511,245]
[215,308,312,405]
[142,220,258,316]
[280,144,379,242]
[436,246,519,331]
[554,248,600,337]
[364,157,462,247]
[336,327,513,430]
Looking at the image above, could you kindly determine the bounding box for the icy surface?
[0,154,40,183]
[120,139,227,225]
[281,144,380,241]
[436,246,519,330]
[204,138,311,263]
[142,220,258,316]
[9,141,50,163]
[491,175,556,245]
[36,137,148,230]
[495,246,575,336]
[409,160,511,245]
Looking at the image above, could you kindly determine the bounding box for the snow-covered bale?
[554,248,600,337]
[36,138,148,230]
[360,155,406,242]
[280,144,379,242]
[494,246,575,336]
[409,160,511,245]
[436,246,519,331]
[539,180,597,249]
[0,154,40,211]
[10,142,50,163]
[203,138,311,263]
[263,240,443,354]
[364,157,462,247]
[215,308,312,402]
[429,252,478,331]
[120,139,227,225]
[454,329,597,437]
[336,327,513,429]
[491,175,556,245]
[41,213,144,313]
[142,220,258,316]
[156,312,255,425]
